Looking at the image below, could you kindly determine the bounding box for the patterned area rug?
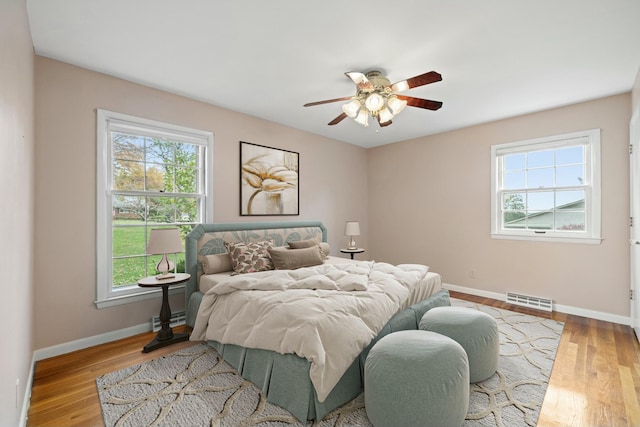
[96,299,564,427]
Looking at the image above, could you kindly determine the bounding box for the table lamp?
[344,221,361,250]
[146,228,183,279]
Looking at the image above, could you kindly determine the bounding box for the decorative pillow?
[318,242,330,258]
[224,240,274,275]
[288,239,330,259]
[198,253,233,274]
[288,238,319,249]
[268,246,324,270]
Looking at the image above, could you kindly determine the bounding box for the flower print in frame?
[240,141,299,216]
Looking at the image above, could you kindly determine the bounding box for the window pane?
[502,192,526,210]
[528,150,554,168]
[526,211,553,230]
[556,145,583,165]
[504,211,526,227]
[556,190,584,208]
[148,197,175,224]
[112,226,146,257]
[175,166,198,193]
[528,168,554,188]
[528,192,554,210]
[113,257,146,287]
[176,197,198,222]
[113,133,144,161]
[555,212,585,231]
[505,153,525,170]
[504,171,525,190]
[114,159,145,190]
[556,165,584,187]
[113,195,146,222]
[145,164,165,191]
[163,165,176,192]
[147,138,176,164]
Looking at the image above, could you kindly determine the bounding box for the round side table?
[340,248,365,260]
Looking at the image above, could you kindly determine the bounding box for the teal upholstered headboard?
[184,221,327,326]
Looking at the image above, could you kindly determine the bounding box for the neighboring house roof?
[506,199,585,230]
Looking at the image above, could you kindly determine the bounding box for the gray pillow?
[288,238,330,258]
[268,246,324,270]
[288,238,319,249]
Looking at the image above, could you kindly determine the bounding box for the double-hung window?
[491,129,601,243]
[96,110,213,308]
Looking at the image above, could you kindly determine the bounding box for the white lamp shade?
[387,96,407,115]
[354,109,369,127]
[342,99,361,118]
[147,228,183,254]
[378,107,393,124]
[344,221,361,236]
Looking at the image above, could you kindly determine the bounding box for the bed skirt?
[206,288,451,421]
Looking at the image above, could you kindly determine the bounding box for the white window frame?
[491,129,601,244]
[96,110,214,308]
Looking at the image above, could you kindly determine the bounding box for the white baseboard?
[33,321,151,362]
[19,353,36,427]
[443,282,631,326]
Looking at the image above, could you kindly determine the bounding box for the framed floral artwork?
[240,141,299,216]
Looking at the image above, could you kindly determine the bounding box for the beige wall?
[1,0,34,424]
[33,57,368,350]
[368,94,631,317]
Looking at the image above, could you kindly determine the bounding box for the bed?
[184,221,450,422]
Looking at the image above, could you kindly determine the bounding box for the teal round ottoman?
[420,306,499,383]
[364,330,469,427]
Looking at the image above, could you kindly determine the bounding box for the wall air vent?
[506,292,553,312]
[151,310,186,332]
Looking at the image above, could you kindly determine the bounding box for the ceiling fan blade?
[328,112,348,126]
[396,95,443,111]
[391,71,442,92]
[303,96,352,107]
[345,71,374,90]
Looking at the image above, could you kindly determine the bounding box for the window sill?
[95,284,185,309]
[490,233,602,244]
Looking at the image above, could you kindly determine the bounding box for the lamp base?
[155,255,175,280]
[347,236,357,250]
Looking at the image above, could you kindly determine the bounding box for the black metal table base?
[142,332,189,353]
[141,281,190,353]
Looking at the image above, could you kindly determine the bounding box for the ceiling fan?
[303,70,443,128]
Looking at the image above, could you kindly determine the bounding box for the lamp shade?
[342,99,361,118]
[378,107,393,124]
[354,110,369,127]
[387,96,407,115]
[344,221,361,236]
[147,228,183,255]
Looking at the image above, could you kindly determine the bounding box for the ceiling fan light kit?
[304,69,443,128]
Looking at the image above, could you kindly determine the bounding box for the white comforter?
[190,261,430,401]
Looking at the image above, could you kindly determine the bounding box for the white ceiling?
[27,0,640,148]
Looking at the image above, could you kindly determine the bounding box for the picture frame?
[240,141,299,216]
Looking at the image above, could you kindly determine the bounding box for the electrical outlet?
[470,270,476,279]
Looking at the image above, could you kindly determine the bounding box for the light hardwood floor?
[27,291,640,427]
